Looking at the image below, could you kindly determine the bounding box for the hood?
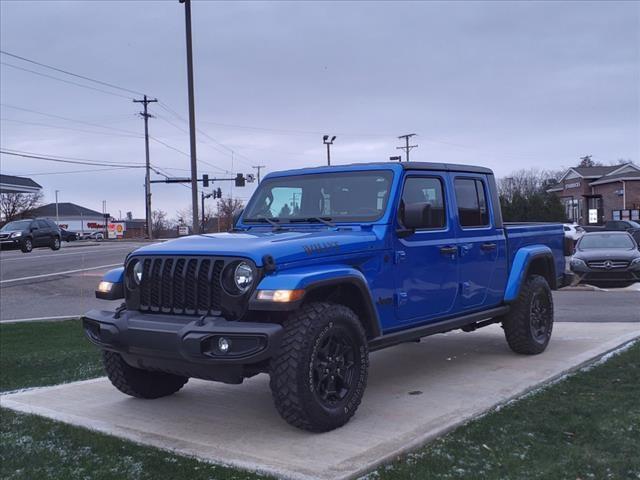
[132,227,384,266]
[574,248,640,262]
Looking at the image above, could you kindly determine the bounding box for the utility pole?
[180,0,200,233]
[133,94,158,239]
[252,165,266,184]
[55,190,60,225]
[323,135,336,166]
[397,134,418,162]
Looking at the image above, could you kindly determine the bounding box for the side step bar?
[368,306,510,352]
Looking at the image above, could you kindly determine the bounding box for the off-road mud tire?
[269,302,369,432]
[502,274,554,354]
[102,351,188,399]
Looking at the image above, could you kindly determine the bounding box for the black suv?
[0,218,62,252]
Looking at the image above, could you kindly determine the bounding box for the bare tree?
[0,191,44,222]
[498,169,565,222]
[217,197,244,232]
[151,209,170,238]
[578,155,603,168]
[498,169,561,201]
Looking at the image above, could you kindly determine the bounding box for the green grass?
[0,409,265,480]
[374,342,640,480]
[0,319,103,392]
[1,319,638,479]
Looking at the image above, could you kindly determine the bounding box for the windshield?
[579,234,636,250]
[627,220,640,228]
[0,220,32,231]
[243,170,394,223]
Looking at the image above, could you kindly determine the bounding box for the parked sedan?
[570,232,640,288]
[60,228,80,242]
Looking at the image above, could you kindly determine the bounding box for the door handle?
[481,243,497,251]
[439,246,457,256]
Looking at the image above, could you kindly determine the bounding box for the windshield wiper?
[290,217,336,227]
[243,217,286,231]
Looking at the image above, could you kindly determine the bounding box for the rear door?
[452,175,501,309]
[34,220,51,246]
[393,172,459,324]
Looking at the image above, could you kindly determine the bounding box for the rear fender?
[504,246,555,302]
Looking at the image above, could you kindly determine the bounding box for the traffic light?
[203,174,209,187]
[217,187,222,198]
[235,173,245,187]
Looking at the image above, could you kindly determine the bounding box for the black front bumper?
[83,309,283,383]
[570,267,640,285]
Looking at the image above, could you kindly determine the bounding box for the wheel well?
[526,256,556,289]
[303,281,379,339]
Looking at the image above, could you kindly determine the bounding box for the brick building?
[547,163,640,225]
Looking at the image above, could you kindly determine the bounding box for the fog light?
[97,281,113,293]
[218,337,231,354]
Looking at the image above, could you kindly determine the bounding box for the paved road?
[554,289,639,322]
[1,242,638,322]
[0,242,150,321]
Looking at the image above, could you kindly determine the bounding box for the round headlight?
[234,262,254,292]
[132,260,143,285]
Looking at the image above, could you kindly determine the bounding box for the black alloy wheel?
[529,291,552,343]
[311,330,357,408]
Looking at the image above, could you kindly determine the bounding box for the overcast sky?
[1,0,638,220]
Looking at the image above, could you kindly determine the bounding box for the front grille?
[134,256,225,316]
[587,260,629,269]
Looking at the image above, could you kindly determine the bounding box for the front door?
[452,174,500,309]
[393,173,459,324]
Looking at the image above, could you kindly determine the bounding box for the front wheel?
[20,238,33,253]
[502,274,554,354]
[269,302,369,432]
[102,351,188,399]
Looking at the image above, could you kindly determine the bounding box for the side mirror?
[232,208,244,227]
[403,202,432,230]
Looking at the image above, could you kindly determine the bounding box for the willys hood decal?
[132,228,382,266]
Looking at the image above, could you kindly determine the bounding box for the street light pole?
[180,0,200,233]
[55,190,60,225]
[323,135,336,166]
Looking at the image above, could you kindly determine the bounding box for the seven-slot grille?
[135,257,225,315]
[587,260,629,269]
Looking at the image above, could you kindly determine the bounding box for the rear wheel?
[269,302,369,432]
[50,236,61,250]
[20,238,33,253]
[502,274,554,354]
[102,351,188,399]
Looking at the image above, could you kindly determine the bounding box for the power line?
[0,149,146,168]
[16,166,140,176]
[0,103,143,137]
[0,50,146,97]
[0,61,132,99]
[158,101,254,169]
[0,117,141,138]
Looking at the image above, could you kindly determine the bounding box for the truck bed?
[504,222,566,285]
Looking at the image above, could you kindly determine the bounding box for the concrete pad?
[2,322,639,480]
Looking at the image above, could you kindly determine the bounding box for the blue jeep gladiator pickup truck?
[84,162,567,432]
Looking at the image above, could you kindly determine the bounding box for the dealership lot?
[0,242,151,321]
